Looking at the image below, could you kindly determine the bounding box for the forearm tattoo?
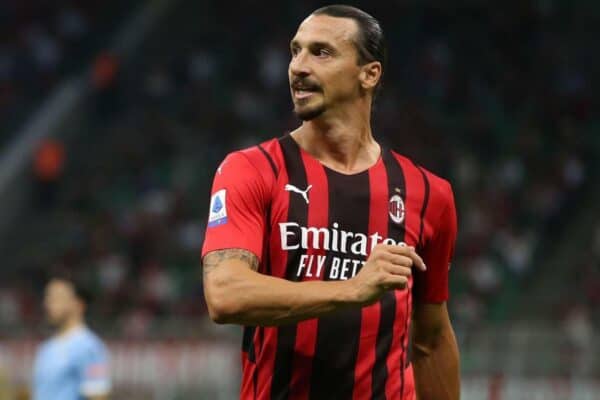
[202,249,260,275]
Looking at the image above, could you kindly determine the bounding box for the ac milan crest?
[389,193,405,224]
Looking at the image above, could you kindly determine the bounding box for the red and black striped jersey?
[202,134,458,400]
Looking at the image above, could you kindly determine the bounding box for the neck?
[57,317,84,337]
[292,101,380,174]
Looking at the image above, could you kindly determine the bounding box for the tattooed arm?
[202,245,425,326]
[203,249,261,273]
[202,248,354,325]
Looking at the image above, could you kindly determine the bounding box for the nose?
[289,49,311,78]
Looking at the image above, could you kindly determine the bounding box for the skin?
[412,303,461,400]
[203,245,425,326]
[288,14,382,174]
[44,279,85,335]
[43,280,108,400]
[203,13,459,400]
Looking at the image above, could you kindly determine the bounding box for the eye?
[315,48,331,58]
[291,46,300,57]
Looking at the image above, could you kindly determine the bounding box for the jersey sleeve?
[77,339,111,397]
[201,151,269,262]
[414,181,457,303]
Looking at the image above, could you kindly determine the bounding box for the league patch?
[208,189,228,227]
[85,363,108,379]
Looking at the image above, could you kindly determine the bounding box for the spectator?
[32,138,65,210]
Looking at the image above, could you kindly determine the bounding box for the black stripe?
[263,255,272,285]
[310,168,369,399]
[270,135,309,400]
[400,292,410,398]
[242,326,258,399]
[258,144,277,278]
[258,144,279,178]
[413,163,431,250]
[371,150,407,398]
[243,326,256,362]
[278,136,308,280]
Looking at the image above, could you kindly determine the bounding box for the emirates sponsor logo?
[279,222,406,280]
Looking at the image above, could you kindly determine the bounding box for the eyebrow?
[290,39,337,51]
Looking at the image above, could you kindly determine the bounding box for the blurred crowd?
[560,220,600,374]
[0,0,136,143]
[0,1,598,336]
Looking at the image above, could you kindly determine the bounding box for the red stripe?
[268,147,289,280]
[289,152,328,400]
[386,154,427,399]
[241,352,254,399]
[251,328,263,399]
[352,161,388,400]
[254,143,289,399]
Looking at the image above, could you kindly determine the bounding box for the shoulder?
[391,151,454,210]
[226,138,281,169]
[72,328,107,354]
[36,338,54,355]
[218,138,281,183]
[419,165,454,206]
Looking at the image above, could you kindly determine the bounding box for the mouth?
[293,89,317,99]
[291,81,321,101]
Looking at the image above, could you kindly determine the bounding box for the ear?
[359,61,382,91]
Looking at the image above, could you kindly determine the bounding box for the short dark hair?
[312,5,387,95]
[49,273,93,305]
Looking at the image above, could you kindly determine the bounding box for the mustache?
[291,77,322,91]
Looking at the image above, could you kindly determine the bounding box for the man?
[202,5,459,399]
[32,276,111,400]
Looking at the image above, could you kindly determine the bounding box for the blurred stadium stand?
[0,1,599,399]
[0,0,145,144]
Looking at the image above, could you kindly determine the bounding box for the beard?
[293,101,326,121]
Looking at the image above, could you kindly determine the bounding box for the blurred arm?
[411,302,460,400]
[86,395,108,400]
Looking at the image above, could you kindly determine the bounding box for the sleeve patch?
[208,189,228,227]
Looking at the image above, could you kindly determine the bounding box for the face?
[44,279,81,327]
[288,15,366,120]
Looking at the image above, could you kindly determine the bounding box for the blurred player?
[32,276,111,400]
[202,5,459,399]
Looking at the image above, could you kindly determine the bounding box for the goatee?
[294,104,326,121]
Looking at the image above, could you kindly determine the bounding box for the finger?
[406,247,426,271]
[379,253,414,268]
[376,244,427,271]
[373,243,407,254]
[376,243,413,255]
[381,274,408,290]
[379,261,412,277]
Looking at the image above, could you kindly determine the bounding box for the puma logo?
[285,184,312,204]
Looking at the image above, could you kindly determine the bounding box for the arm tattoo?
[202,249,260,275]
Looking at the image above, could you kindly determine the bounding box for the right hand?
[350,243,426,305]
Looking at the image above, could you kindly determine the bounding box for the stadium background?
[0,0,598,399]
